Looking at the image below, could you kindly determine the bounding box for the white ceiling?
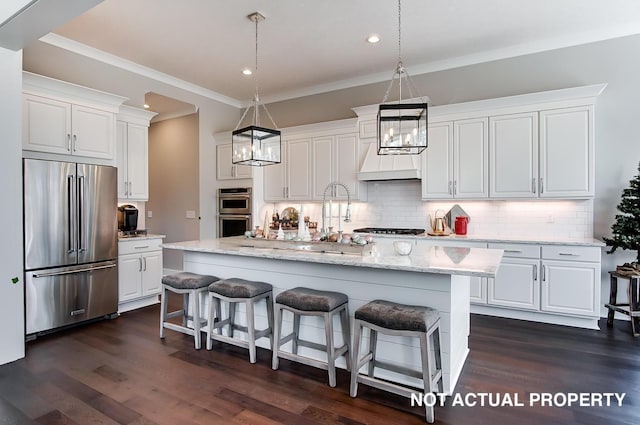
[34,0,640,106]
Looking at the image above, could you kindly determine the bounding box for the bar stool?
[606,271,640,336]
[272,287,350,387]
[350,299,443,424]
[206,278,274,363]
[160,272,220,349]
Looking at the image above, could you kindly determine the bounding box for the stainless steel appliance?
[23,159,118,338]
[218,187,252,237]
[353,227,426,235]
[117,204,138,231]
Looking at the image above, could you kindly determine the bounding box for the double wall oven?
[218,187,252,237]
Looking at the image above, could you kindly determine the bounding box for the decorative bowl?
[393,241,412,256]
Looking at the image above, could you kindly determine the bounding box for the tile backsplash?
[264,180,594,239]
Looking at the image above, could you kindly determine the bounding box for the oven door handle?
[220,214,252,219]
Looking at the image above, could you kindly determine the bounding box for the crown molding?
[39,33,242,108]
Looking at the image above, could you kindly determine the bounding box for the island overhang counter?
[163,237,503,393]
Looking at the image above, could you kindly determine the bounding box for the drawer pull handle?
[504,250,522,253]
[558,253,579,257]
[135,245,149,249]
[533,264,537,281]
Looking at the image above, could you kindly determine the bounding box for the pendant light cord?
[381,0,426,105]
[234,13,278,131]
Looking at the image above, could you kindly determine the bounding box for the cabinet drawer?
[541,245,600,262]
[118,238,163,255]
[488,243,540,259]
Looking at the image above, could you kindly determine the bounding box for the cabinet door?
[216,144,252,180]
[539,106,593,197]
[488,258,540,310]
[422,122,453,199]
[141,251,163,296]
[470,277,487,304]
[126,123,149,200]
[541,260,599,317]
[118,253,142,302]
[312,137,334,200]
[489,112,538,198]
[23,94,71,154]
[263,147,287,201]
[71,104,115,160]
[454,118,489,198]
[116,121,128,198]
[287,138,312,200]
[334,134,359,200]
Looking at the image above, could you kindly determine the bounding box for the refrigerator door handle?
[33,263,117,278]
[67,174,75,254]
[78,175,85,252]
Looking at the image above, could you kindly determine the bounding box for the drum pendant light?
[377,0,428,155]
[232,12,281,166]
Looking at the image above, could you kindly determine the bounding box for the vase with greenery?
[604,162,640,268]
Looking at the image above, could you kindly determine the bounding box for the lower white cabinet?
[540,259,599,317]
[118,237,163,313]
[488,258,540,311]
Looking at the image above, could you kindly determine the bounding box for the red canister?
[454,216,468,235]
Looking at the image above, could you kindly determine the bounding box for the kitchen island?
[163,237,503,393]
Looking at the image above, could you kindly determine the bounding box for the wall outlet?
[147,210,153,218]
[546,215,554,223]
[186,210,196,219]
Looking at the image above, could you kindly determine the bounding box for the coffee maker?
[117,204,139,231]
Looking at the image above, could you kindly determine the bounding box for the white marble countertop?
[118,233,166,241]
[358,232,604,247]
[163,236,503,278]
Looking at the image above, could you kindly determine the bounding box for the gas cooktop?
[352,227,426,235]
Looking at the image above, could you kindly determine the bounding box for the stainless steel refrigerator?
[23,158,118,338]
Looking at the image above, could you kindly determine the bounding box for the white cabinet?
[116,106,156,201]
[488,258,540,311]
[540,245,600,317]
[539,106,594,197]
[23,94,116,160]
[216,144,252,180]
[312,133,359,201]
[489,112,539,198]
[422,118,488,199]
[264,138,313,201]
[118,237,164,313]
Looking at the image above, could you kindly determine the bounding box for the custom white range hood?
[357,143,422,181]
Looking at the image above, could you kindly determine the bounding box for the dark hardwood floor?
[1,299,638,424]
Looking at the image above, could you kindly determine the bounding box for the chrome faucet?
[321,181,351,233]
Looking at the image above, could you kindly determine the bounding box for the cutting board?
[445,204,470,229]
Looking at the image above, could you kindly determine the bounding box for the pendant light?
[232,12,281,167]
[377,0,428,155]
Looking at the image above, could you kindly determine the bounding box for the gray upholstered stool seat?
[206,278,274,364]
[272,287,350,387]
[276,287,348,312]
[160,272,220,350]
[354,299,439,332]
[351,300,443,424]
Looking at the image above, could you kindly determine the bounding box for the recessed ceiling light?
[242,68,253,76]
[143,103,150,109]
[367,34,380,44]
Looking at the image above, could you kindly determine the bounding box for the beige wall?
[147,113,200,271]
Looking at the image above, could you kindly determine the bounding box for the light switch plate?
[186,210,196,219]
[147,211,152,218]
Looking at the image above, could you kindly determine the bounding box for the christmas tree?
[604,162,640,264]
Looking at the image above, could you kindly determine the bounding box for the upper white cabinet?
[312,133,359,201]
[116,106,157,201]
[422,118,489,199]
[216,143,252,180]
[539,106,593,198]
[489,112,539,197]
[22,72,126,162]
[264,138,313,201]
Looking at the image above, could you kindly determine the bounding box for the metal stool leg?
[324,311,337,387]
[350,319,363,397]
[272,304,283,370]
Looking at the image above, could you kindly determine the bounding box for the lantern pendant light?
[232,12,281,167]
[377,0,428,155]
